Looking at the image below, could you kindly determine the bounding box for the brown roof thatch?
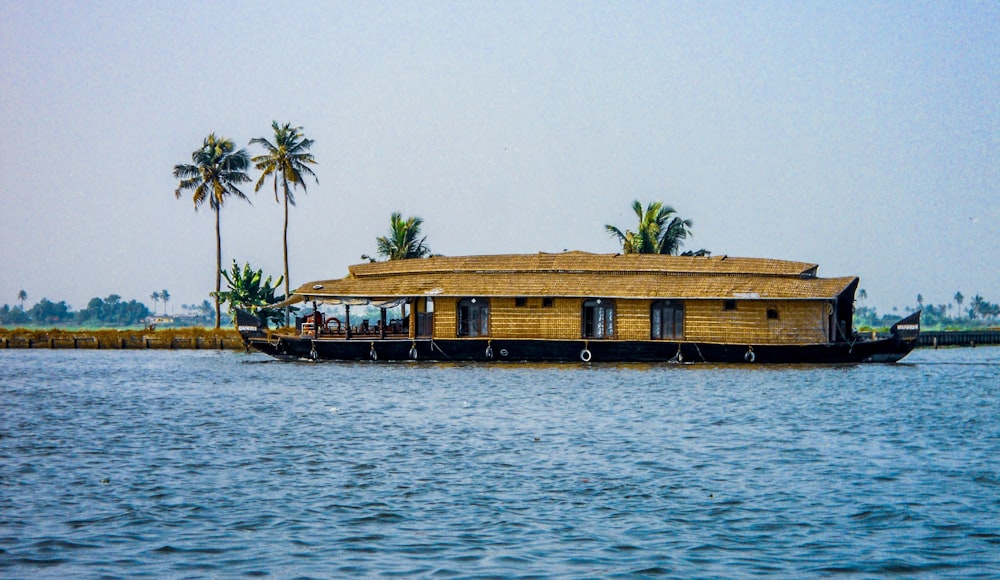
[287,252,855,304]
[347,251,820,278]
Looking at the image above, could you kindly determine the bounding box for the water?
[1,348,998,578]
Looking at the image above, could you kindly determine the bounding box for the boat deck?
[292,325,415,341]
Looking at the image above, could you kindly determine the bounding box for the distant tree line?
[0,295,217,327]
[854,290,1000,330]
[0,295,148,326]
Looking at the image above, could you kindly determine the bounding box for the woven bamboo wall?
[433,297,657,340]
[433,297,584,339]
[442,297,578,339]
[615,300,651,341]
[683,300,829,345]
[431,298,458,339]
[492,298,538,338]
[431,296,831,344]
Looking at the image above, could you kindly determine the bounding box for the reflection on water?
[1,347,998,576]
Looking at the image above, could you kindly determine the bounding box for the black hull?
[236,309,921,364]
[240,335,917,364]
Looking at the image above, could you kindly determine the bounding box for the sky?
[1,0,997,316]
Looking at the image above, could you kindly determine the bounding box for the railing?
[298,316,410,339]
[919,330,1000,348]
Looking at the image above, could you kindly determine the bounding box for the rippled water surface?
[2,348,999,577]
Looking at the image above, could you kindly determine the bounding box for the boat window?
[542,297,554,308]
[515,297,527,307]
[724,300,737,311]
[457,298,490,337]
[651,300,684,340]
[767,307,779,320]
[582,299,615,339]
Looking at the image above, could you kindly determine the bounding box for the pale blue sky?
[1,1,997,315]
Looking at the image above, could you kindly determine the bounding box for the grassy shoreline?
[0,327,244,350]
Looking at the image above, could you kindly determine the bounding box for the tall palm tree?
[173,134,252,328]
[150,291,161,315]
[364,213,431,261]
[605,200,695,255]
[17,290,27,310]
[161,289,170,315]
[250,122,318,323]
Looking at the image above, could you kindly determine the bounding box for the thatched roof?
[286,252,856,304]
[347,251,820,278]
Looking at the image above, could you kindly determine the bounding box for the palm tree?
[17,290,27,310]
[605,200,696,255]
[161,289,170,315]
[954,291,964,317]
[173,134,252,328]
[250,122,318,324]
[150,291,161,315]
[364,213,431,261]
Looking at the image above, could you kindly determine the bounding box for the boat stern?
[890,310,922,343]
[862,310,921,362]
[235,308,267,341]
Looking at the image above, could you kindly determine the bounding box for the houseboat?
[236,252,920,363]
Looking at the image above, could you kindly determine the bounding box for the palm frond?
[371,212,432,260]
[606,199,700,255]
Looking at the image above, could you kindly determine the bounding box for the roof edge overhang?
[283,285,858,304]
